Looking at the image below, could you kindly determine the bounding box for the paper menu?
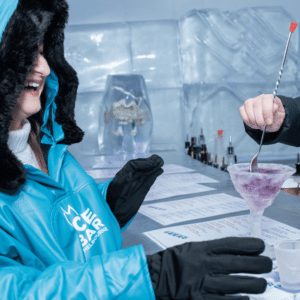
[160,164,196,174]
[86,164,197,179]
[139,193,249,225]
[240,261,297,300]
[281,177,299,189]
[144,183,215,201]
[92,160,126,169]
[157,173,219,184]
[247,282,295,300]
[144,215,300,250]
[86,168,119,179]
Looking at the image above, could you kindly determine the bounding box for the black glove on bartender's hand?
[106,155,164,228]
[147,237,272,300]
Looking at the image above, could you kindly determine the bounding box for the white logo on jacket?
[61,205,108,252]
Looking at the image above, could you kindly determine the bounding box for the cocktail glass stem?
[249,209,264,239]
[249,209,275,259]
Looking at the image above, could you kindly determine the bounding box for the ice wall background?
[65,4,300,162]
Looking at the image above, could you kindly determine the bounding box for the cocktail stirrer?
[250,21,298,173]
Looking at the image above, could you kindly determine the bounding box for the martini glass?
[227,163,295,259]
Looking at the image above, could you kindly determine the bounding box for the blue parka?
[0,0,155,299]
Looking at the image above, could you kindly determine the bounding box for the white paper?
[281,177,300,189]
[161,164,196,174]
[86,164,196,179]
[139,193,249,225]
[92,160,126,169]
[157,173,219,184]
[240,261,298,300]
[144,215,300,249]
[86,168,119,179]
[145,183,215,201]
[144,172,219,201]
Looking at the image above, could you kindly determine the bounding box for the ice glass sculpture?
[99,75,153,156]
[227,163,295,257]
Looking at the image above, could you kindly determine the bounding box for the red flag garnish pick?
[290,22,298,33]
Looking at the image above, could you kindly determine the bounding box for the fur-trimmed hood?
[0,0,84,194]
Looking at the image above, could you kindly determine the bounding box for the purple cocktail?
[227,163,295,258]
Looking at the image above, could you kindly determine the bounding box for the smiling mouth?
[24,86,38,92]
[24,84,43,96]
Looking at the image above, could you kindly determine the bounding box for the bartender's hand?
[239,94,285,132]
[281,187,300,197]
[147,237,272,300]
[106,155,164,228]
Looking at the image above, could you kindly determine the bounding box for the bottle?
[200,144,208,163]
[191,137,201,160]
[185,134,190,155]
[294,153,300,175]
[213,154,219,168]
[188,137,197,158]
[198,128,205,148]
[215,130,226,168]
[292,153,300,187]
[207,153,213,166]
[227,136,235,166]
[220,157,227,171]
[194,142,202,160]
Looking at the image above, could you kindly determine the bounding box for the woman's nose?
[33,53,51,77]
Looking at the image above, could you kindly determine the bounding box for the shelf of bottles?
[185,128,237,173]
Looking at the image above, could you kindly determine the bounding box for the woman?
[0,0,272,299]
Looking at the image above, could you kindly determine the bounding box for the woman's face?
[9,44,50,131]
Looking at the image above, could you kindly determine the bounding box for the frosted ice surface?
[179,7,298,84]
[179,10,233,84]
[68,92,104,157]
[65,23,132,93]
[148,88,184,152]
[130,20,181,89]
[64,6,299,161]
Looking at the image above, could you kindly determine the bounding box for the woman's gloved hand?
[147,237,272,300]
[106,154,164,228]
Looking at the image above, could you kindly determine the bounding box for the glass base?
[261,241,275,260]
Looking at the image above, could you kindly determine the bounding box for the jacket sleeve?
[96,179,136,233]
[244,95,300,147]
[0,244,155,300]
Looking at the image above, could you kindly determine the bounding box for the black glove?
[147,237,272,300]
[106,154,164,228]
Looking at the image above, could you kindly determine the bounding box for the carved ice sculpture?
[104,86,150,137]
[100,75,153,155]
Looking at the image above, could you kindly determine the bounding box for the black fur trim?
[0,0,85,194]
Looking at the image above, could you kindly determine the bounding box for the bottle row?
[185,128,237,172]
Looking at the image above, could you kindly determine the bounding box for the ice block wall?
[65,6,299,161]
[180,7,299,161]
[65,21,183,157]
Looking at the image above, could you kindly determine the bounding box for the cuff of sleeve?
[100,245,156,300]
[97,178,114,201]
[146,252,162,292]
[244,95,300,146]
[244,122,284,145]
[120,214,136,233]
